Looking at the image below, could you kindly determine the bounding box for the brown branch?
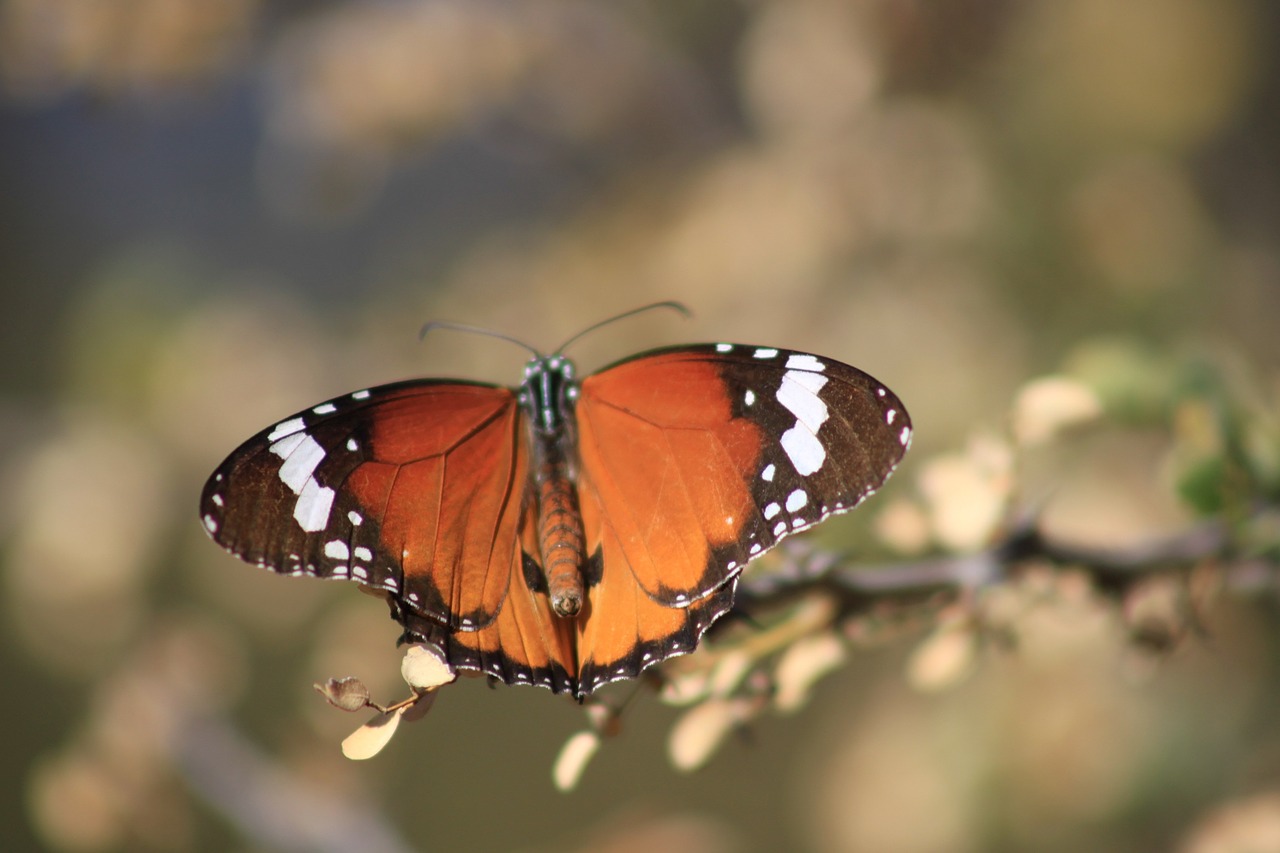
[735,515,1266,621]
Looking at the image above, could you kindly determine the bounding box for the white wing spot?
[785,354,826,372]
[312,403,338,415]
[324,539,350,560]
[715,343,733,353]
[761,463,776,482]
[753,347,779,359]
[354,546,373,562]
[402,549,411,560]
[330,565,348,578]
[267,417,306,442]
[792,518,806,527]
[348,510,363,526]
[210,494,224,507]
[886,408,897,425]
[900,426,912,446]
[750,543,762,555]
[763,502,781,520]
[268,431,305,459]
[727,561,737,570]
[773,521,786,536]
[781,424,826,476]
[202,515,218,533]
[351,390,371,400]
[877,387,887,397]
[786,489,808,512]
[346,438,358,452]
[351,565,369,581]
[744,389,756,406]
[777,371,829,432]
[275,434,326,494]
[293,480,335,532]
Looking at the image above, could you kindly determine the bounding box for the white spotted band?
[712,342,913,578]
[202,390,380,586]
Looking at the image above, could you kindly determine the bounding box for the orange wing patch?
[573,514,737,693]
[353,386,526,631]
[576,354,762,605]
[404,497,579,693]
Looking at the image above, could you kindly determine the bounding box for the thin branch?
[736,514,1269,618]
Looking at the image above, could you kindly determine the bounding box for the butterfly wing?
[201,380,532,634]
[394,496,577,693]
[570,343,911,689]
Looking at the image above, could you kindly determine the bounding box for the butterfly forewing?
[575,344,911,607]
[200,380,527,632]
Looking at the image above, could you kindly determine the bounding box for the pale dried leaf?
[919,436,1012,551]
[874,498,931,555]
[906,623,978,692]
[668,698,753,773]
[773,631,847,713]
[707,650,753,697]
[341,709,402,760]
[314,676,370,712]
[1013,375,1103,447]
[659,670,710,707]
[552,731,601,792]
[400,642,456,691]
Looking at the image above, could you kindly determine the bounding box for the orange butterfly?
[201,315,910,698]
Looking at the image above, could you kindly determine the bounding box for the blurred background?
[3,1,1279,851]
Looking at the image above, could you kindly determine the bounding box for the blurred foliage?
[2,1,1280,852]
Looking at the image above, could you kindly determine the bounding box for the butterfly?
[200,310,911,699]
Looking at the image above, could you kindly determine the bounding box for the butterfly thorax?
[520,355,586,618]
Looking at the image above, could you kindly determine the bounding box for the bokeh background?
[3,1,1280,851]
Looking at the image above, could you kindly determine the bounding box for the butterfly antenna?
[418,320,543,359]
[554,300,692,355]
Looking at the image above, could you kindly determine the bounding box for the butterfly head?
[519,354,579,436]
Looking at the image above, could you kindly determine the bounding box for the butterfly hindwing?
[573,521,740,694]
[396,498,578,693]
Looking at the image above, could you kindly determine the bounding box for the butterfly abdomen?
[537,467,585,617]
